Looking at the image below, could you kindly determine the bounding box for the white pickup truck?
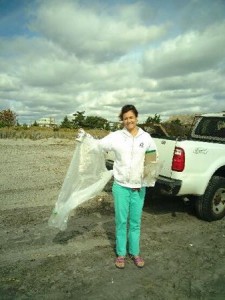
[106,113,225,221]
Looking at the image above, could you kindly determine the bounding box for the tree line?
[0,109,190,137]
[0,109,163,128]
[61,111,111,130]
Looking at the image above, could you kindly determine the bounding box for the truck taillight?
[172,147,185,172]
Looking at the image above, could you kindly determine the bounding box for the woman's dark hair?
[119,104,138,121]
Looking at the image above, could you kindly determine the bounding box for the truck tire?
[195,176,225,221]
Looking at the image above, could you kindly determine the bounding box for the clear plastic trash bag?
[142,151,162,187]
[143,161,162,187]
[48,133,113,231]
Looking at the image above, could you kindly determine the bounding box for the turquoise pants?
[112,182,146,256]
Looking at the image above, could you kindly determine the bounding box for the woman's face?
[122,110,138,132]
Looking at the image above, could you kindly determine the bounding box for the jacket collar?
[122,126,144,137]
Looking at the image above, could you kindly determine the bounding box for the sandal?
[115,256,125,269]
[130,255,145,268]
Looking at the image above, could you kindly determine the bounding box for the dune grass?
[0,127,109,140]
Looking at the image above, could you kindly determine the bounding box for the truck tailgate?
[154,138,178,178]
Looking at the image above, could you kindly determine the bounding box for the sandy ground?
[0,138,225,300]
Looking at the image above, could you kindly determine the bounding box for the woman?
[99,104,157,269]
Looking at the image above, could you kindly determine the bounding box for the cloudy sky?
[0,0,225,124]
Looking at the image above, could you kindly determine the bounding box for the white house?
[37,117,56,127]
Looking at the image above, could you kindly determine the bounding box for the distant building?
[37,117,56,127]
[109,121,121,130]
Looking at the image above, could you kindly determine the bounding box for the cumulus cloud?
[0,0,224,124]
[31,0,167,62]
[0,74,21,92]
[142,21,225,78]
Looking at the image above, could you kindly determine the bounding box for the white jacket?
[99,127,157,188]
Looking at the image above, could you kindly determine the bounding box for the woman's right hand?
[76,128,86,142]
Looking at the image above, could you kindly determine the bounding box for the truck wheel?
[195,176,225,221]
